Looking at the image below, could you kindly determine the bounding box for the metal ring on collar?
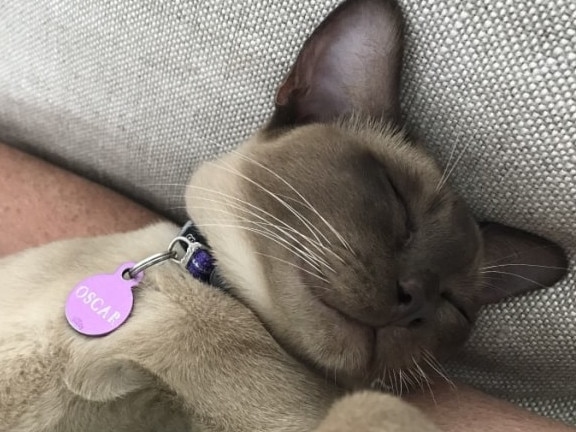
[127,250,175,279]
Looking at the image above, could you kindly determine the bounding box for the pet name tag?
[65,262,142,336]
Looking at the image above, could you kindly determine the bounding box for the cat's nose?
[392,277,437,327]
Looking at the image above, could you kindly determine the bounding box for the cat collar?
[128,220,226,289]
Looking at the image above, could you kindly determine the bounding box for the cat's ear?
[477,222,568,305]
[269,0,404,130]
[64,355,153,402]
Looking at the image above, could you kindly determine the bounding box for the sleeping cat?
[0,0,567,431]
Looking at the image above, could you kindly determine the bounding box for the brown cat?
[0,0,567,431]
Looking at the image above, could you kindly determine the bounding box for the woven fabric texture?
[0,0,575,424]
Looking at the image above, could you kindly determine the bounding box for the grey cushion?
[0,0,575,424]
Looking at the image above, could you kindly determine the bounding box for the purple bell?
[186,248,215,282]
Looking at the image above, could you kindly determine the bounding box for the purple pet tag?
[65,262,142,336]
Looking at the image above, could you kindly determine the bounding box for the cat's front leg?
[314,391,440,432]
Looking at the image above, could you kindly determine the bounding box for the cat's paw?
[315,391,440,432]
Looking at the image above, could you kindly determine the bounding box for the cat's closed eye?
[387,179,415,247]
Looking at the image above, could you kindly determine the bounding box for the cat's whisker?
[411,367,428,394]
[409,358,420,386]
[266,218,345,268]
[250,221,335,271]
[209,160,330,249]
[351,352,365,380]
[412,369,424,388]
[422,353,461,406]
[479,280,527,297]
[402,368,417,388]
[423,350,455,390]
[376,371,384,391]
[396,370,402,396]
[479,270,547,288]
[424,376,437,406]
[194,223,324,274]
[154,180,346,269]
[186,185,323,249]
[186,185,335,270]
[436,134,474,192]
[191,207,327,269]
[262,225,336,268]
[406,368,419,390]
[435,131,461,192]
[231,150,353,255]
[269,233,335,272]
[255,253,328,283]
[187,185,312,241]
[381,367,389,389]
[412,357,427,384]
[412,369,431,398]
[374,366,394,392]
[412,357,436,405]
[189,200,335,272]
[144,182,190,188]
[230,151,311,209]
[481,263,567,271]
[306,285,336,297]
[215,162,335,254]
[480,276,554,304]
[387,369,395,395]
[392,369,400,396]
[189,205,332,272]
[166,196,332,272]
[481,244,555,267]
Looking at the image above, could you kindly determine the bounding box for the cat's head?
[186,0,567,389]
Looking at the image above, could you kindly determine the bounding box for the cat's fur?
[0,0,567,431]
